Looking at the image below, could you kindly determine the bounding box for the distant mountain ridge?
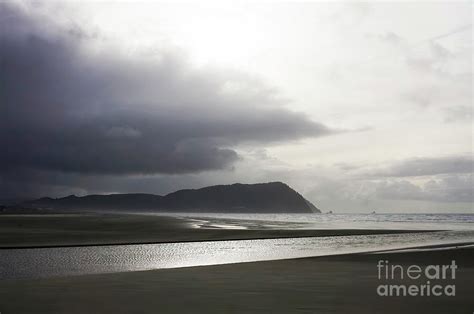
[21,182,320,213]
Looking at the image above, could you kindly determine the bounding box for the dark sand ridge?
[0,213,440,248]
[0,247,472,314]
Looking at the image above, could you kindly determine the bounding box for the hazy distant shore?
[1,246,472,314]
[0,212,439,248]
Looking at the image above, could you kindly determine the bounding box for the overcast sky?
[1,1,472,213]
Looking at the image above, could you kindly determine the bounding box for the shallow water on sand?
[171,213,474,231]
[1,230,473,280]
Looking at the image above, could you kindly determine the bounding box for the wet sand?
[0,213,436,248]
[0,247,472,314]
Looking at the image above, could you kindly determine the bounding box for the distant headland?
[15,182,320,213]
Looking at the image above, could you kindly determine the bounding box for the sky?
[0,0,472,213]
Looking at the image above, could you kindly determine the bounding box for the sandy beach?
[0,246,472,314]
[0,213,436,248]
[1,213,473,313]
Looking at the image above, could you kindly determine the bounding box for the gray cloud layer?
[368,156,473,203]
[284,155,474,208]
[369,156,473,177]
[374,175,473,203]
[0,3,335,197]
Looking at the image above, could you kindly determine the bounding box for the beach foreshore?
[0,213,440,248]
[1,213,472,313]
[0,246,472,314]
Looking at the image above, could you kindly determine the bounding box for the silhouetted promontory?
[20,182,320,213]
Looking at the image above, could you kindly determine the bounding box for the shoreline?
[1,246,472,314]
[0,229,442,250]
[2,230,473,281]
[0,212,451,248]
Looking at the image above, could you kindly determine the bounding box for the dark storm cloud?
[0,2,334,194]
